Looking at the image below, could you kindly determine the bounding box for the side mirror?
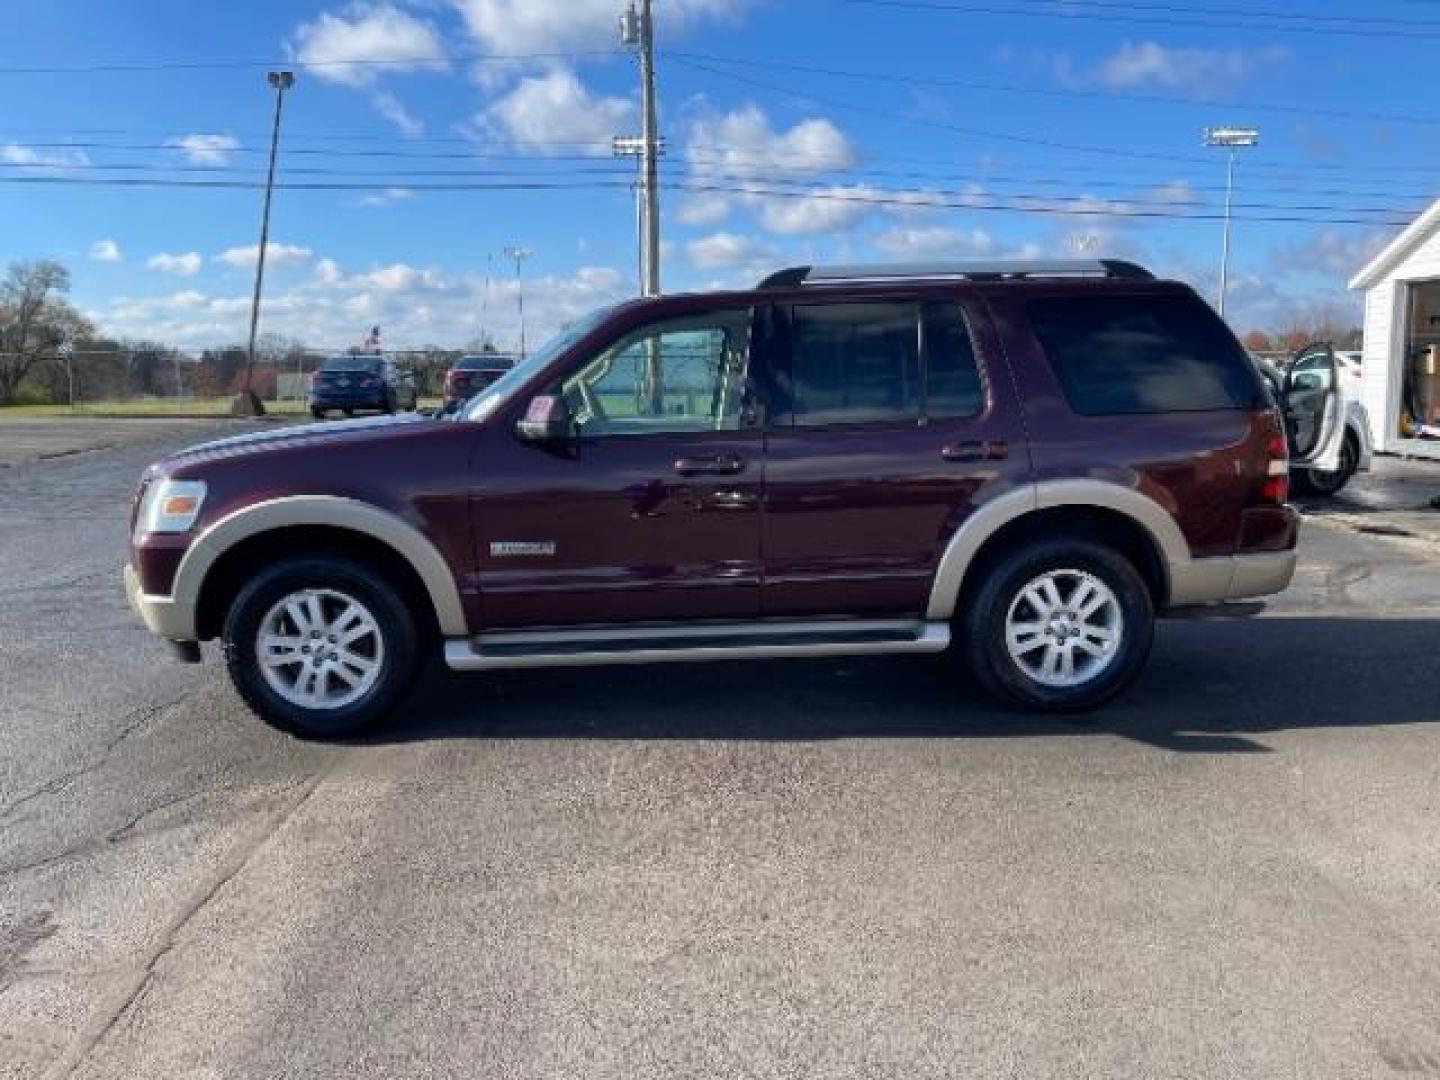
[515,394,575,442]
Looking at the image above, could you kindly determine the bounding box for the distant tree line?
[0,257,506,406]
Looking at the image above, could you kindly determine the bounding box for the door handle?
[941,440,1009,463]
[674,454,745,477]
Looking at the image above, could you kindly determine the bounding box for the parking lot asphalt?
[3,419,1440,1079]
[0,417,230,469]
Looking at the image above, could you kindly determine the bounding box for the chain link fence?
[3,344,466,415]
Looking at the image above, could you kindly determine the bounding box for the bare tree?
[0,260,92,404]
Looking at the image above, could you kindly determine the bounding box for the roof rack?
[755,259,1154,289]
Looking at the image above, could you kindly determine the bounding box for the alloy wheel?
[256,588,385,710]
[1004,569,1124,689]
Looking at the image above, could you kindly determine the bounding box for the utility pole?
[1204,125,1259,321]
[612,135,666,295]
[503,246,532,358]
[621,1,661,296]
[235,69,295,417]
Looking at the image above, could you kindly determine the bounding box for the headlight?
[137,479,208,535]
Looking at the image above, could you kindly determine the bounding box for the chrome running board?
[443,618,951,672]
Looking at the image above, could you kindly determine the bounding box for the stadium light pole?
[235,70,295,417]
[1204,125,1259,321]
[503,246,532,359]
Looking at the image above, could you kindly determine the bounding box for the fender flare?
[924,480,1190,620]
[172,495,469,639]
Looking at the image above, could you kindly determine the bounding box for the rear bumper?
[123,562,196,641]
[1167,505,1299,605]
[308,391,388,409]
[1168,549,1297,606]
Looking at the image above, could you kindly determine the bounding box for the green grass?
[0,397,444,419]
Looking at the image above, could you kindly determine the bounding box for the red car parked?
[442,354,517,413]
[125,261,1334,737]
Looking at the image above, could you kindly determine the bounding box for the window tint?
[1027,295,1261,415]
[789,303,921,426]
[924,302,984,418]
[561,310,752,436]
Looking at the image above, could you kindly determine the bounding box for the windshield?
[457,305,619,422]
[321,356,383,373]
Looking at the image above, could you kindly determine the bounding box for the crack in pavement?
[0,568,114,598]
[0,695,189,824]
[38,757,344,1080]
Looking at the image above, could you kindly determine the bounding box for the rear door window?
[776,301,985,426]
[788,302,922,426]
[1027,294,1261,415]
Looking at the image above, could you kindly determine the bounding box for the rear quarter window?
[1027,294,1262,415]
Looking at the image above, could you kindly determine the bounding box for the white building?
[1350,197,1440,459]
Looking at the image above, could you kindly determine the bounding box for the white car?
[1253,345,1373,497]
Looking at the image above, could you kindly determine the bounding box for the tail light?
[1260,433,1289,504]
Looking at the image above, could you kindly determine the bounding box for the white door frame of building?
[1388,276,1440,460]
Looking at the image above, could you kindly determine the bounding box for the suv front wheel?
[961,539,1154,711]
[221,555,420,738]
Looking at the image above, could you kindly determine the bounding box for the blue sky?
[6,0,1439,351]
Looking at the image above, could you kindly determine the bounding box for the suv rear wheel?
[221,555,420,738]
[961,539,1153,711]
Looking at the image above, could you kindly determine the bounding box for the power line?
[981,0,1440,28]
[668,49,1440,130]
[0,50,621,76]
[0,173,1413,225]
[671,53,1440,174]
[8,156,1428,216]
[840,0,1440,38]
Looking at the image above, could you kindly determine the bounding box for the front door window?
[561,311,753,437]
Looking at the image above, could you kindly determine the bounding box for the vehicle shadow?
[371,617,1440,754]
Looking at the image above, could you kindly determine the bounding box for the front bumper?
[123,562,195,641]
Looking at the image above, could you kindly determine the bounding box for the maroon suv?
[125,261,1332,738]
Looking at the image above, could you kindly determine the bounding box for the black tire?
[960,538,1154,712]
[1294,432,1358,498]
[343,407,355,417]
[221,555,421,738]
[310,407,325,420]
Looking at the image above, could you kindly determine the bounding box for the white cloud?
[291,3,447,87]
[1147,180,1202,206]
[350,263,447,291]
[687,105,854,181]
[685,231,773,270]
[677,191,733,226]
[89,239,122,263]
[1,143,90,173]
[872,225,998,259]
[450,0,749,54]
[372,91,423,137]
[1270,229,1391,279]
[483,68,632,154]
[756,184,878,236]
[98,263,630,352]
[358,186,416,207]
[147,252,203,277]
[682,106,864,236]
[314,258,345,285]
[169,134,240,166]
[215,243,314,269]
[1089,41,1290,96]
